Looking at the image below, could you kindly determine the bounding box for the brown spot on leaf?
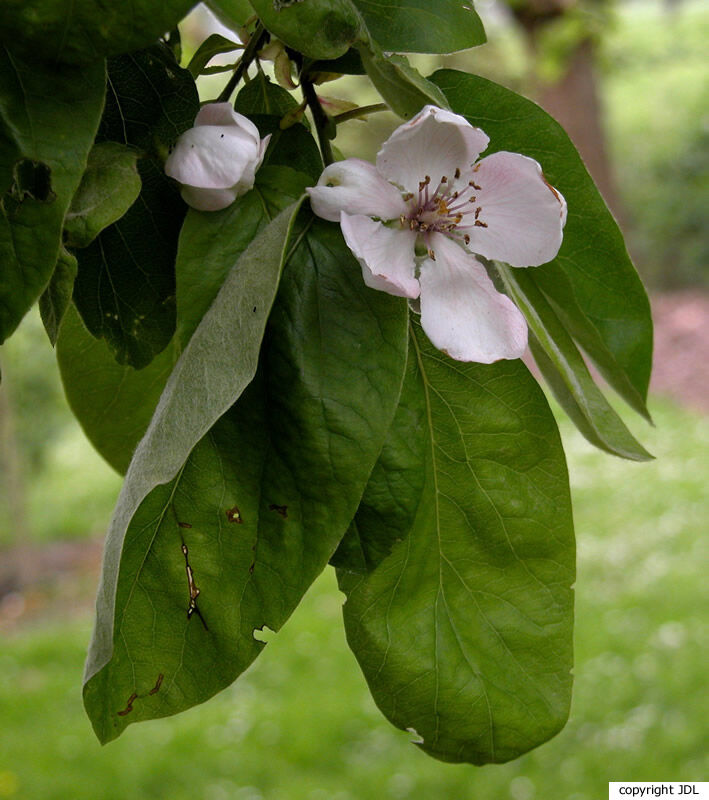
[178,521,192,529]
[117,692,138,716]
[148,674,164,695]
[268,504,288,518]
[226,505,243,523]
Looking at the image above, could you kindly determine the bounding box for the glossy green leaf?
[255,121,323,182]
[497,265,652,461]
[39,248,78,347]
[0,48,105,344]
[82,200,304,728]
[308,49,366,76]
[83,219,409,742]
[187,33,242,78]
[176,166,311,348]
[72,46,199,368]
[360,46,449,119]
[57,305,177,474]
[0,0,197,66]
[64,143,141,249]
[235,73,299,116]
[204,0,253,30]
[431,70,653,416]
[248,0,365,60]
[338,319,575,765]
[352,0,485,54]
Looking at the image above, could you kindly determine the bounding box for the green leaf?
[338,319,575,765]
[204,0,254,30]
[56,305,177,474]
[352,0,485,54]
[0,0,198,66]
[359,46,449,119]
[308,49,366,76]
[254,120,323,182]
[0,48,105,344]
[83,218,409,742]
[64,143,141,249]
[39,248,78,346]
[431,70,653,417]
[235,73,299,116]
[187,33,242,78]
[72,46,199,368]
[72,161,183,368]
[98,45,199,157]
[248,0,365,60]
[81,199,303,700]
[496,265,652,461]
[176,166,310,348]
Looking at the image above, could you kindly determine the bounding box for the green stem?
[301,75,335,166]
[333,103,389,125]
[216,24,268,104]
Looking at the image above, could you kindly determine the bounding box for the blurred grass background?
[0,0,707,797]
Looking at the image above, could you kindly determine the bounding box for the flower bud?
[165,103,270,211]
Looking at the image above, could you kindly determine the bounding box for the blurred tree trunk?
[509,0,624,222]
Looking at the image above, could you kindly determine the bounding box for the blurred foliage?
[0,309,121,545]
[0,399,707,797]
[603,1,709,289]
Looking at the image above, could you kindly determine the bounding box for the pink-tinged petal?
[180,185,237,212]
[165,125,259,189]
[376,105,489,193]
[195,103,261,144]
[461,151,567,267]
[418,233,527,363]
[340,213,419,299]
[307,159,407,222]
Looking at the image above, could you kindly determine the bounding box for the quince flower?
[307,105,567,363]
[165,103,270,211]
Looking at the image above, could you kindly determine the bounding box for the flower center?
[399,169,488,256]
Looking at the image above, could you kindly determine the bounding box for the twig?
[333,103,389,125]
[216,23,269,104]
[301,75,335,166]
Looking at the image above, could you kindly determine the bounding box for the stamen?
[474,220,488,228]
[440,176,447,184]
[469,180,481,191]
[463,234,470,245]
[400,214,407,228]
[402,192,414,201]
[474,207,482,219]
[427,248,436,261]
[454,167,461,179]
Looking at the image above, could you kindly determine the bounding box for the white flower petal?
[307,159,407,222]
[195,102,262,145]
[419,233,527,363]
[165,125,259,189]
[340,213,419,299]
[180,185,237,212]
[461,151,567,267]
[376,105,489,193]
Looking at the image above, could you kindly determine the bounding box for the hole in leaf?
[406,727,424,744]
[252,625,277,643]
[8,159,56,204]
